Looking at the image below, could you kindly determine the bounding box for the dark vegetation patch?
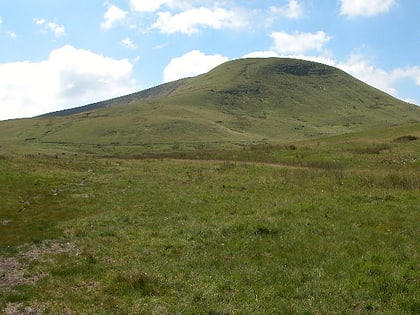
[265,59,336,76]
[106,270,164,297]
[218,86,261,96]
[393,135,418,143]
[349,143,391,155]
[384,173,420,190]
[254,227,277,236]
[303,160,345,170]
[208,311,230,315]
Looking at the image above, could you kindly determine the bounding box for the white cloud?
[7,31,17,39]
[47,22,65,37]
[392,67,420,87]
[101,4,127,29]
[0,45,137,120]
[152,7,248,35]
[34,18,45,25]
[242,51,280,58]
[336,54,396,95]
[129,0,199,13]
[271,31,331,55]
[163,50,228,82]
[130,0,173,12]
[270,0,303,19]
[337,56,419,104]
[35,18,65,37]
[0,16,17,39]
[339,0,396,17]
[121,37,136,49]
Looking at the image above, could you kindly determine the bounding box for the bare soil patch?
[1,241,76,290]
[0,241,76,315]
[1,241,77,314]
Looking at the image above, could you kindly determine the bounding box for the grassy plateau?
[0,58,419,314]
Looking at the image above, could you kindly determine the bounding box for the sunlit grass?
[1,126,419,313]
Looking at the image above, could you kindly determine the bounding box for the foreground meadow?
[1,129,419,314]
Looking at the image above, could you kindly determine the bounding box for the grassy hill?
[1,58,419,313]
[1,58,419,154]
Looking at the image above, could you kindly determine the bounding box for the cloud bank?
[0,45,136,120]
[152,7,249,35]
[271,31,331,54]
[163,50,228,83]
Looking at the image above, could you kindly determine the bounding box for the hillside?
[1,58,419,153]
[40,78,193,117]
[1,58,419,313]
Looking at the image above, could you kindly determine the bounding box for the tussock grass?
[106,270,164,297]
[355,172,420,191]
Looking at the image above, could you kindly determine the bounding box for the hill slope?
[40,78,193,117]
[1,58,419,152]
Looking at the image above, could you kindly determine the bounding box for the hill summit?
[2,58,420,150]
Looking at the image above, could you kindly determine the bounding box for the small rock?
[51,189,62,196]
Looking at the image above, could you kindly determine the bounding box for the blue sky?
[0,0,419,120]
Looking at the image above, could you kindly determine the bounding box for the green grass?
[1,126,419,314]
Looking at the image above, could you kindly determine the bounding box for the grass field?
[1,124,419,314]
